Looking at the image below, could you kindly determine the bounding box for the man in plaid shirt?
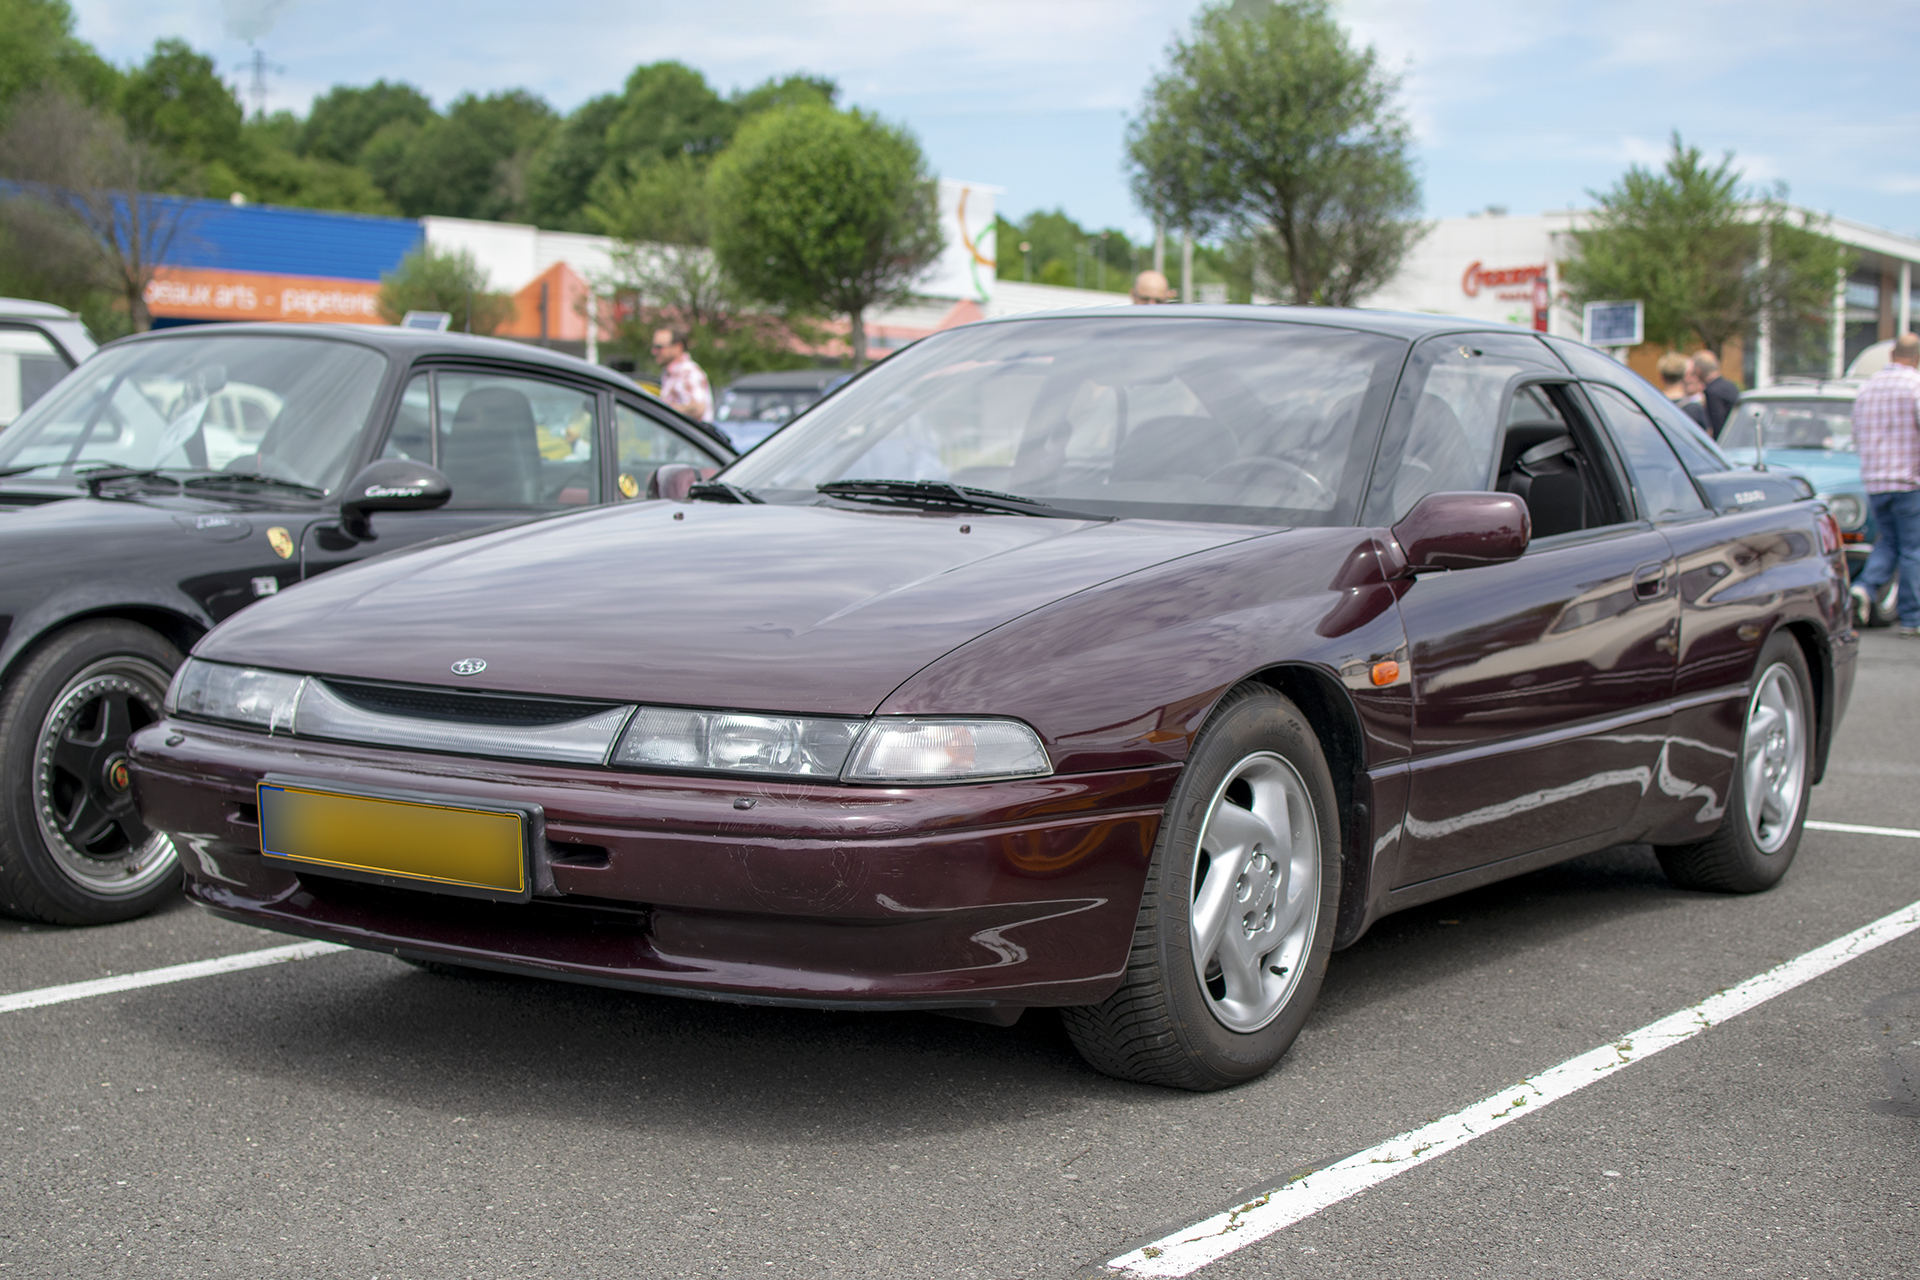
[652,327,712,422]
[1852,332,1920,636]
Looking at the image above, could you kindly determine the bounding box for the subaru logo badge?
[450,658,487,676]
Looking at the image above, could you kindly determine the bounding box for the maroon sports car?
[129,309,1854,1090]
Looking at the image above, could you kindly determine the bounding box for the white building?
[1358,208,1920,386]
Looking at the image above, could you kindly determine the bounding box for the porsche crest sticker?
[618,473,639,499]
[266,526,294,559]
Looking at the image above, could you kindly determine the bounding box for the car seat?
[444,387,541,506]
[1500,432,1587,538]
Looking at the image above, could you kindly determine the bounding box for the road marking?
[1107,897,1920,1277]
[1806,819,1920,839]
[0,941,347,1015]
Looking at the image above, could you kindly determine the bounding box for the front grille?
[321,679,620,727]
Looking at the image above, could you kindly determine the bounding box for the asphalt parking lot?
[3,632,1916,1280]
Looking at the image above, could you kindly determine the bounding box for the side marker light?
[1371,661,1400,687]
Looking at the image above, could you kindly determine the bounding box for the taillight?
[1817,512,1842,555]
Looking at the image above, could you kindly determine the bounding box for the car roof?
[969,302,1561,342]
[99,322,734,452]
[1739,380,1860,402]
[0,297,80,321]
[724,370,844,391]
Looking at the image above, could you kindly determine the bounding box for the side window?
[381,373,433,463]
[616,402,720,498]
[1618,381,1734,475]
[0,326,73,427]
[381,371,600,508]
[1367,338,1558,522]
[1585,384,1707,519]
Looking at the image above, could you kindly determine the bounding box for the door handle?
[1633,562,1668,599]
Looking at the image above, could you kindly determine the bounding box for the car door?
[1365,333,1680,888]
[301,363,617,578]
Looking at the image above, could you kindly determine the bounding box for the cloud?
[221,0,297,43]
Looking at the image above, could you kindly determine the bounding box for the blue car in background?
[1724,381,1894,625]
[712,369,850,452]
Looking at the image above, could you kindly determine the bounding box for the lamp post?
[1098,231,1109,292]
[1020,241,1032,283]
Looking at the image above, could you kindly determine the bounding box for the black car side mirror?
[1389,491,1531,574]
[338,458,451,541]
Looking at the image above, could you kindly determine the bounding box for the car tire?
[1655,632,1813,894]
[0,621,184,925]
[1061,684,1341,1091]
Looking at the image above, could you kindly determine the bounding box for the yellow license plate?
[258,781,527,896]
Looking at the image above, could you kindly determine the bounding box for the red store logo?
[1461,260,1547,297]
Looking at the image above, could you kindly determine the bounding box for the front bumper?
[129,719,1178,1012]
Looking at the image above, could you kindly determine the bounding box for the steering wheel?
[1203,455,1335,508]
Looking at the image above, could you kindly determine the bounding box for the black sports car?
[0,322,731,925]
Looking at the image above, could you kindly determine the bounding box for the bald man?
[1131,270,1173,304]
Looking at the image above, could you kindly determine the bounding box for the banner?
[919,179,1001,303]
[145,267,384,324]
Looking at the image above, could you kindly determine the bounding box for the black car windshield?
[722,317,1406,526]
[0,334,388,494]
[1722,400,1854,452]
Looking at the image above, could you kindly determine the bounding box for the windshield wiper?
[687,480,763,504]
[816,479,1111,521]
[183,473,326,499]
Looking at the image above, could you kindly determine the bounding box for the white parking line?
[1107,897,1920,1277]
[1806,819,1920,839]
[0,941,347,1015]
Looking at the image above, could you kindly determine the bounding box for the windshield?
[1722,400,1854,452]
[0,334,388,494]
[724,317,1405,526]
[716,387,825,426]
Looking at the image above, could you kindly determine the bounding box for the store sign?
[1461,260,1548,300]
[145,267,383,324]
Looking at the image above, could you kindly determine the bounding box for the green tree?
[0,85,191,330]
[710,104,940,367]
[369,90,556,220]
[524,93,622,230]
[1127,0,1422,306]
[300,80,433,165]
[118,38,244,167]
[1562,135,1852,366]
[376,244,513,334]
[0,0,116,116]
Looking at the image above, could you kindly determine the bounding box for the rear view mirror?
[339,458,451,541]
[1390,491,1530,573]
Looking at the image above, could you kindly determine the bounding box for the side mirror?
[338,458,451,541]
[647,463,703,501]
[1390,491,1530,573]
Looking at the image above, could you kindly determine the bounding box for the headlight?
[611,707,863,777]
[842,718,1051,783]
[167,659,304,733]
[1825,492,1866,530]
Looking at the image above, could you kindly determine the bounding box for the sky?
[70,0,1920,244]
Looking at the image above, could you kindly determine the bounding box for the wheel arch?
[0,606,204,687]
[1244,662,1375,950]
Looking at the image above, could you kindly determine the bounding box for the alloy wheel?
[1188,750,1322,1033]
[1742,661,1806,855]
[32,655,177,897]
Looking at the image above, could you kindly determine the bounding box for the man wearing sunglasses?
[652,327,713,422]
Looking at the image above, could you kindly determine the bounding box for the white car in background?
[0,298,96,428]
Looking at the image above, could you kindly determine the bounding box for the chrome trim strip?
[1408,702,1674,774]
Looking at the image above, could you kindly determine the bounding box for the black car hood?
[196,501,1263,715]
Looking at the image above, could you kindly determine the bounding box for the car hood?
[1752,449,1859,494]
[197,502,1264,715]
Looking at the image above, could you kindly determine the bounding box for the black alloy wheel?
[0,620,184,925]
